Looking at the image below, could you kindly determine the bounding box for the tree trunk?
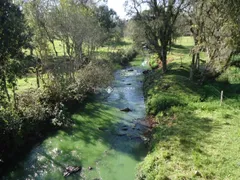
[162,58,167,73]
[75,41,83,61]
[12,84,18,110]
[65,39,72,58]
[169,38,173,54]
[190,54,196,81]
[63,42,66,56]
[2,73,10,102]
[196,53,200,70]
[51,40,58,57]
[36,67,40,88]
[30,48,33,56]
[161,47,167,73]
[41,21,58,57]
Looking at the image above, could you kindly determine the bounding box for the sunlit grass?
[138,36,240,179]
[175,36,194,47]
[16,76,38,91]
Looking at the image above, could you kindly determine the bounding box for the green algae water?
[3,66,148,180]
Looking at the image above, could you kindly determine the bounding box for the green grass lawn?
[137,37,240,180]
[16,76,38,91]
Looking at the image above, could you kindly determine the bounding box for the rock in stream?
[120,107,132,112]
[63,166,82,177]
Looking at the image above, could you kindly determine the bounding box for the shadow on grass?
[144,68,217,153]
[167,62,190,77]
[172,44,189,50]
[152,107,216,153]
[144,66,204,102]
[171,45,192,54]
[160,62,240,102]
[104,40,132,47]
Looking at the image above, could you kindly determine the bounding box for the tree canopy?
[0,0,31,101]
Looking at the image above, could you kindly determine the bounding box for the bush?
[149,53,159,69]
[0,107,20,161]
[217,66,240,84]
[0,88,72,162]
[109,47,137,65]
[76,59,113,90]
[43,59,113,103]
[18,89,51,122]
[147,94,184,115]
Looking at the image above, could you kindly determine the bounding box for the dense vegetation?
[0,0,137,174]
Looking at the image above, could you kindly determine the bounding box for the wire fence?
[206,85,240,112]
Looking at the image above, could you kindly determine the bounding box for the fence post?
[220,90,223,106]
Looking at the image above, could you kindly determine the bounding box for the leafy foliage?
[148,54,159,69]
[0,0,31,101]
[109,47,137,65]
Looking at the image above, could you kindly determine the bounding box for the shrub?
[149,53,159,69]
[76,59,113,91]
[0,107,21,161]
[109,47,137,65]
[147,94,184,115]
[43,59,113,103]
[17,89,50,122]
[217,66,240,84]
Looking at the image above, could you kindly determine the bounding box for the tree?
[184,0,205,80]
[126,0,186,73]
[125,19,146,50]
[21,0,109,84]
[49,1,105,61]
[95,5,117,33]
[186,0,240,80]
[0,0,31,102]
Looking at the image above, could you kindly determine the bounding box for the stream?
[3,65,149,180]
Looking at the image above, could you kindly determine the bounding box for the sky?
[107,0,127,19]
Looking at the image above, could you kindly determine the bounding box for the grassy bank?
[137,37,240,179]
